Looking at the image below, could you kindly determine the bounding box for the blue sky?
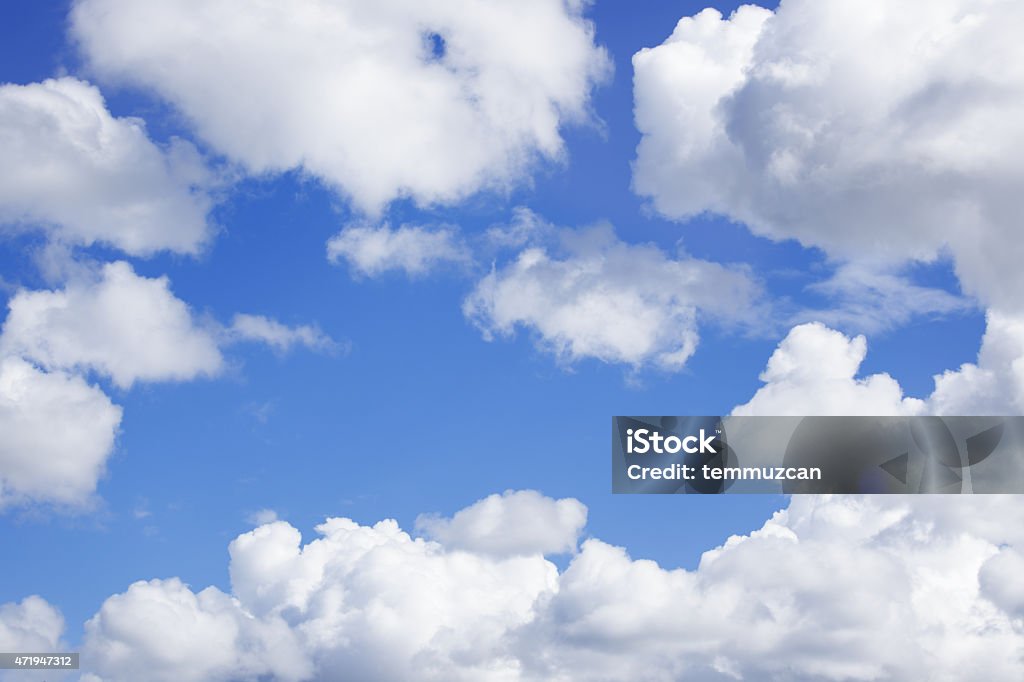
[1,1,1021,680]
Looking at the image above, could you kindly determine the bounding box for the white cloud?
[327,224,469,278]
[246,508,279,526]
[0,595,64,651]
[0,595,67,682]
[632,0,1024,312]
[53,491,1024,681]
[521,495,1024,681]
[415,489,586,558]
[735,308,1024,416]
[71,0,610,214]
[483,207,549,250]
[979,548,1024,618]
[1,265,329,390]
[0,77,213,255]
[83,578,310,682]
[0,261,209,509]
[733,322,926,416]
[929,309,1024,415]
[0,263,332,511]
[0,261,223,389]
[226,314,335,354]
[0,357,121,509]
[799,263,971,334]
[85,513,561,681]
[464,223,759,371]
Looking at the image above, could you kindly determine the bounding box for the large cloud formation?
[71,0,610,213]
[0,77,213,255]
[632,0,1024,312]
[3,491,1018,680]
[633,0,1024,410]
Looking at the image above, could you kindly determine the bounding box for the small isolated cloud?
[416,489,586,558]
[71,0,611,213]
[246,509,279,526]
[464,223,759,371]
[6,491,1017,680]
[632,0,1024,312]
[482,207,550,251]
[226,314,335,354]
[0,77,214,255]
[0,356,121,510]
[735,308,1024,416]
[327,224,469,278]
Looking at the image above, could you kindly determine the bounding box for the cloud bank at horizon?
[4,490,1023,681]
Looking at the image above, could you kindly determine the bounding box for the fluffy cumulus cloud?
[82,578,310,682]
[929,310,1024,415]
[737,311,1024,416]
[632,0,1024,311]
[0,263,333,390]
[733,322,926,416]
[464,223,759,371]
[327,224,470,277]
[0,77,213,255]
[83,506,563,681]
[0,261,223,389]
[415,489,586,558]
[521,495,1024,681]
[71,0,610,213]
[0,596,67,681]
[5,491,1013,680]
[0,263,331,510]
[633,0,1024,415]
[0,357,121,509]
[0,596,65,652]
